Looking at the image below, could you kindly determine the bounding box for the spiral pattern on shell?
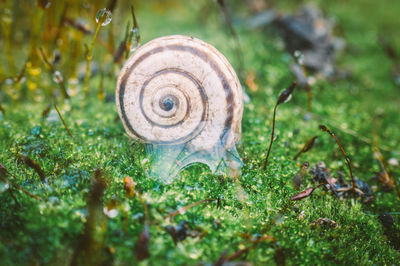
[116,35,243,150]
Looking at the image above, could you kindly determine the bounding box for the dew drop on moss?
[2,9,12,24]
[130,28,140,52]
[96,8,112,26]
[294,50,305,65]
[52,71,63,84]
[0,181,9,193]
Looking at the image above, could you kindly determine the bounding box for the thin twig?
[8,189,20,207]
[221,235,276,262]
[113,21,130,63]
[1,164,41,201]
[168,199,216,218]
[263,105,277,170]
[65,17,92,34]
[138,191,149,225]
[328,122,392,152]
[319,125,355,189]
[300,62,313,112]
[0,103,5,115]
[53,3,69,45]
[54,104,73,138]
[38,47,69,98]
[373,116,400,201]
[11,182,41,200]
[263,82,296,170]
[83,18,103,96]
[216,0,243,75]
[19,155,46,182]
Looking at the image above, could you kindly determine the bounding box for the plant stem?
[138,191,150,225]
[216,0,243,76]
[301,63,312,112]
[263,104,278,170]
[321,125,355,189]
[83,22,102,97]
[38,47,69,99]
[0,103,5,115]
[331,133,355,189]
[373,116,400,201]
[4,171,42,200]
[8,189,20,207]
[168,199,216,218]
[11,182,41,200]
[54,104,73,138]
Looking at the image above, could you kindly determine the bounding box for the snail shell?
[116,35,243,158]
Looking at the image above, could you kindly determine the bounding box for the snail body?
[116,35,243,182]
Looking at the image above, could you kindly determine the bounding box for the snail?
[116,35,243,182]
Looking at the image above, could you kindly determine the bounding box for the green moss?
[0,0,399,265]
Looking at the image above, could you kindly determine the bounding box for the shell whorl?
[116,35,243,150]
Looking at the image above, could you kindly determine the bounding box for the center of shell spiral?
[160,95,176,111]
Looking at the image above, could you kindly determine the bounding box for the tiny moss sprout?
[263,82,296,170]
[83,8,112,97]
[319,124,362,195]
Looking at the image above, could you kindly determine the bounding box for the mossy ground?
[1,0,400,265]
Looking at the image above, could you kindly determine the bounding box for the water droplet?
[294,50,305,65]
[388,158,399,166]
[130,43,139,52]
[2,9,12,24]
[46,109,59,123]
[0,181,9,193]
[31,125,41,136]
[279,88,293,103]
[395,75,400,86]
[37,0,51,9]
[5,78,14,86]
[96,8,112,26]
[52,71,63,84]
[103,207,118,218]
[130,28,140,52]
[141,158,149,166]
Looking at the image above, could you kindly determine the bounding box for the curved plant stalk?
[136,191,150,261]
[168,198,216,219]
[301,62,313,112]
[83,8,112,97]
[373,116,400,201]
[216,0,243,76]
[263,82,296,170]
[54,104,73,138]
[83,22,102,96]
[319,125,361,194]
[125,5,140,58]
[264,104,278,170]
[0,163,41,200]
[38,47,69,98]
